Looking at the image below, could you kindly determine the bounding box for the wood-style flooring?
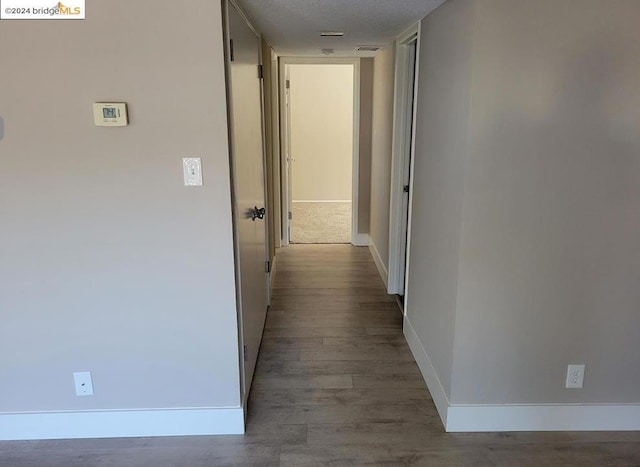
[1,244,639,466]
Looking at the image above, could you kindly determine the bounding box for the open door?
[388,24,420,299]
[397,41,417,297]
[224,1,268,406]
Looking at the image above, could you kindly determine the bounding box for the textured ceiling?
[235,0,446,57]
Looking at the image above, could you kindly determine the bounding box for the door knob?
[250,206,266,221]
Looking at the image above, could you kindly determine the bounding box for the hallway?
[245,245,640,466]
[2,246,640,465]
[248,244,438,464]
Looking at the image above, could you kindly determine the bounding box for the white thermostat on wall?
[93,102,128,127]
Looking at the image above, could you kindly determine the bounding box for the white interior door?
[226,2,268,402]
[389,27,420,298]
[398,41,417,296]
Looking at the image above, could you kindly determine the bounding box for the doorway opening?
[280,59,360,245]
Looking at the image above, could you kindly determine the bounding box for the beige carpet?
[291,202,351,244]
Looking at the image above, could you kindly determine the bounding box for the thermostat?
[93,102,128,127]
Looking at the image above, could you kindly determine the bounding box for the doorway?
[280,58,361,246]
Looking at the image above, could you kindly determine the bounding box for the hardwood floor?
[1,244,639,466]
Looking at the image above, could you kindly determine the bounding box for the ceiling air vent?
[357,46,381,52]
[320,31,344,37]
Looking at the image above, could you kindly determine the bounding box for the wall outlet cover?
[566,364,585,389]
[73,371,94,396]
[183,157,203,186]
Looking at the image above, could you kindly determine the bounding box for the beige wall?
[454,0,640,405]
[262,39,278,262]
[408,0,640,408]
[405,0,475,400]
[289,64,354,201]
[358,58,374,235]
[0,0,240,413]
[369,46,396,268]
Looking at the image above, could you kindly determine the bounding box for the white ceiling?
[235,0,446,57]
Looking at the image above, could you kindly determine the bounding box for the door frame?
[223,0,270,407]
[269,47,282,254]
[278,57,362,246]
[388,22,421,298]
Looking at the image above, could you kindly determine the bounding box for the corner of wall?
[403,316,449,427]
[368,237,389,288]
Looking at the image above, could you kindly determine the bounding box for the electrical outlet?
[73,371,94,396]
[183,157,203,186]
[566,364,585,389]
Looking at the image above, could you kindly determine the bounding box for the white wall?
[0,0,241,436]
[369,45,396,270]
[290,64,354,201]
[406,0,640,430]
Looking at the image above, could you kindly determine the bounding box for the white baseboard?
[292,199,352,203]
[0,407,245,440]
[403,316,449,427]
[351,233,370,247]
[404,316,640,432]
[447,403,640,432]
[368,239,389,288]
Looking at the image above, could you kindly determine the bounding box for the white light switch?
[183,158,203,186]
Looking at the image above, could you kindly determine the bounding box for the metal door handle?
[250,206,266,221]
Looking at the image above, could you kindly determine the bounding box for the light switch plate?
[183,158,203,186]
[93,103,128,127]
